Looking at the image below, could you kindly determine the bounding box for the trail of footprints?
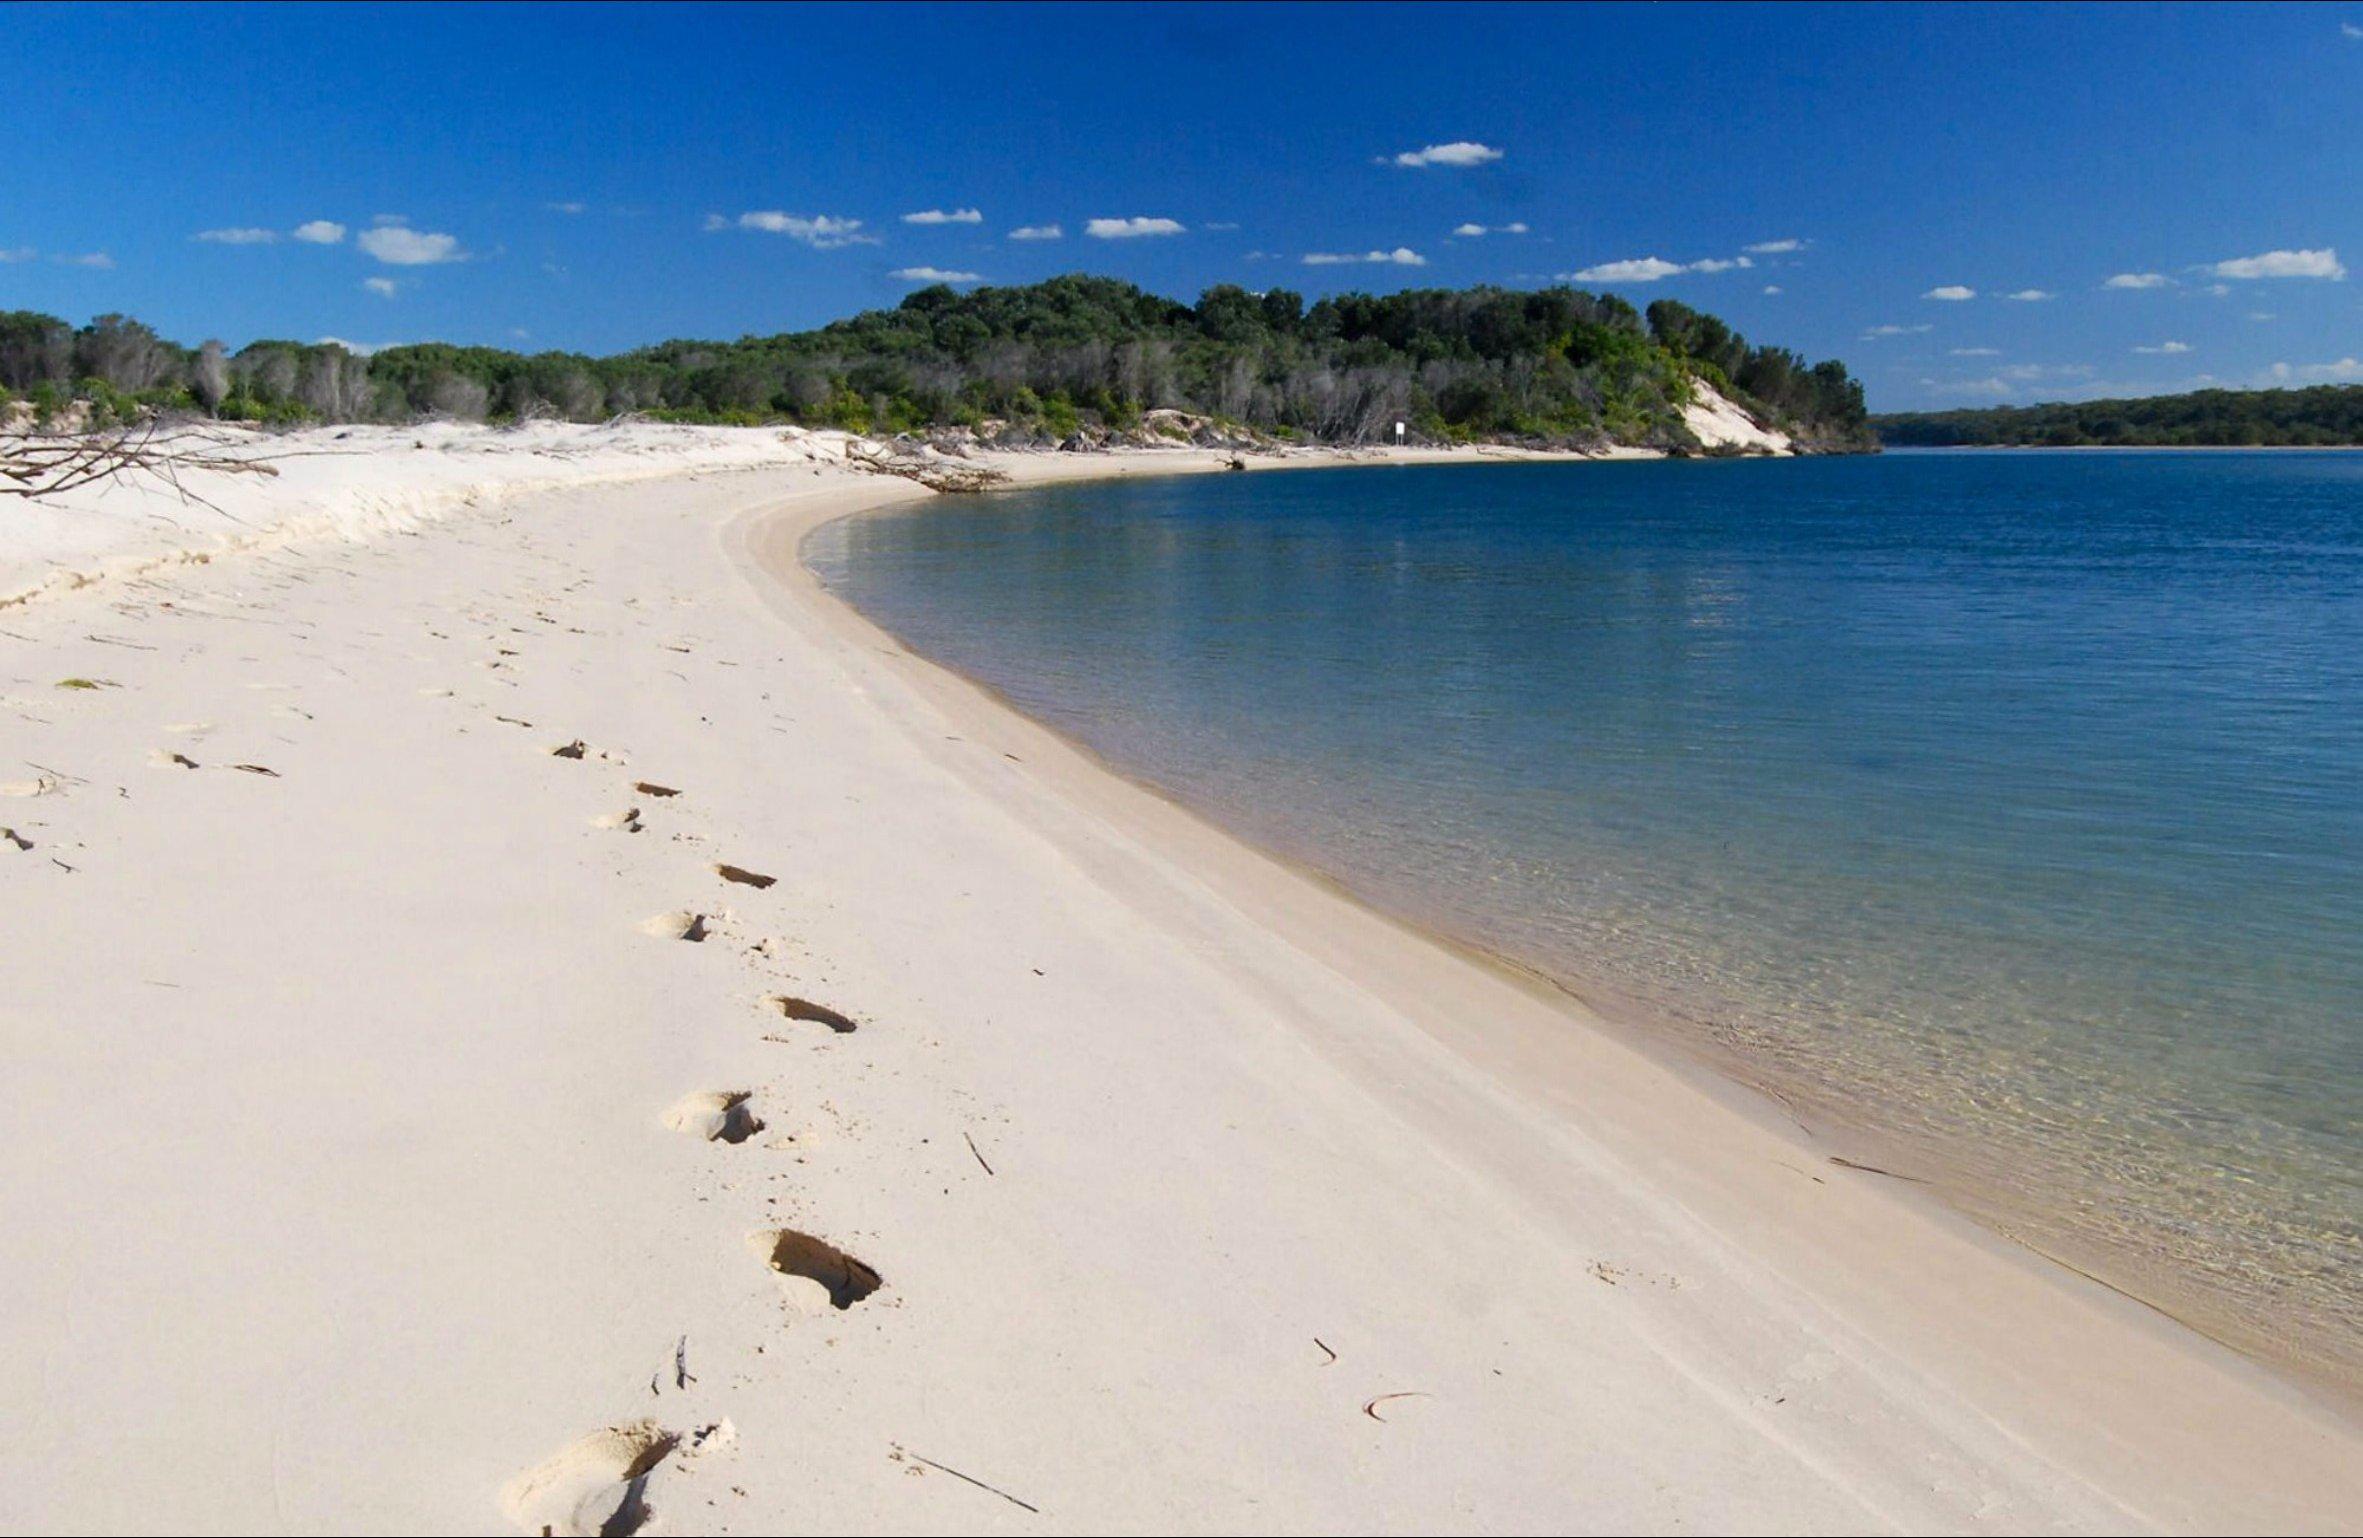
[19,558,902,1534]
[520,716,885,1536]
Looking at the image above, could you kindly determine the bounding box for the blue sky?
[3,1,2358,410]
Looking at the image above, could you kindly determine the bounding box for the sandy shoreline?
[3,431,2357,1532]
[800,457,2363,1404]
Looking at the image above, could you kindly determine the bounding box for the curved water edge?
[803,451,2363,1397]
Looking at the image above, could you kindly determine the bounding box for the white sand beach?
[2,425,2356,1535]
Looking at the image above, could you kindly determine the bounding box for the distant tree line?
[1873,386,2363,447]
[0,275,1871,451]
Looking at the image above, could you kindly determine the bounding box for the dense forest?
[1873,385,2363,447]
[0,276,1872,452]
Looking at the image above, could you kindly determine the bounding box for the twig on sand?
[1313,1338,1337,1365]
[962,1130,995,1176]
[892,1445,1039,1514]
[1827,1155,1928,1184]
[1363,1391,1429,1422]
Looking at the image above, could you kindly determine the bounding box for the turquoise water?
[806,452,2363,1381]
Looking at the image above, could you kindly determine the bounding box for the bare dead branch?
[845,439,1009,494]
[0,421,282,510]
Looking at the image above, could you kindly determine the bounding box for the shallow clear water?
[807,451,2363,1380]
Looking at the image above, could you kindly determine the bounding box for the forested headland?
[0,276,1872,453]
[1873,385,2363,447]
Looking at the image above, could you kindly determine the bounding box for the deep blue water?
[807,451,2363,1377]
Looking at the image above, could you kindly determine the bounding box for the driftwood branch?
[845,440,1009,494]
[0,421,281,507]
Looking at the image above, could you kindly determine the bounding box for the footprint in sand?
[748,1227,884,1314]
[147,749,200,770]
[765,995,858,1035]
[639,910,709,942]
[499,1421,678,1538]
[0,776,60,798]
[663,1090,764,1144]
[592,807,643,833]
[550,739,625,763]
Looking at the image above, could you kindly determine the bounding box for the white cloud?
[2003,288,2054,301]
[890,266,981,283]
[1569,256,1685,282]
[315,336,395,356]
[1007,224,1063,241]
[1085,216,1185,239]
[357,224,466,265]
[1923,376,2017,399]
[2345,22,2363,38]
[2210,247,2345,280]
[2133,340,2193,354]
[1567,254,1751,283]
[1862,323,1933,338]
[1924,284,1977,301]
[1745,238,1806,254]
[1761,284,1782,295]
[1452,221,1528,237]
[1951,347,2002,356]
[1301,247,1427,267]
[1204,221,1241,232]
[54,251,113,269]
[363,276,399,298]
[196,227,278,245]
[1926,363,2205,403]
[0,246,33,263]
[1386,140,1503,168]
[2104,271,2171,289]
[2270,357,2363,382]
[544,201,586,215]
[292,220,347,245]
[902,207,983,225]
[712,211,877,248]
